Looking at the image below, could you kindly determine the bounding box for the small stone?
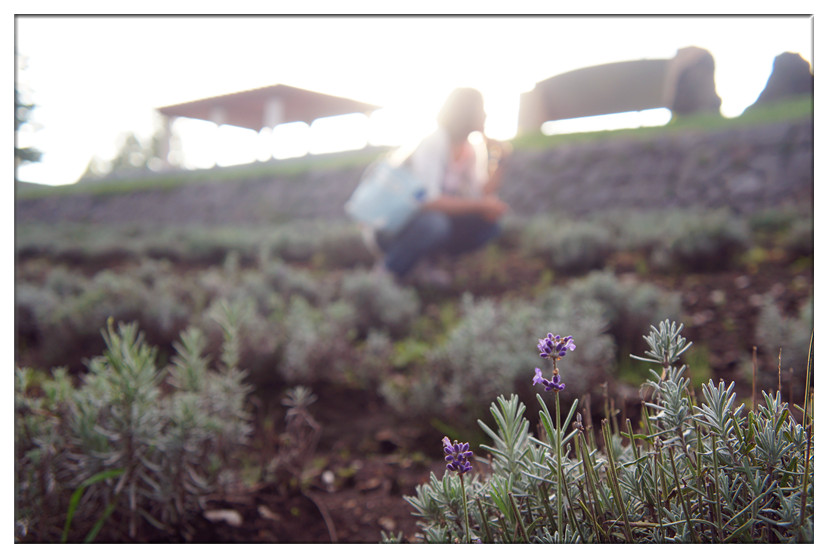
[204,509,243,527]
[691,310,714,326]
[258,505,280,521]
[358,477,384,492]
[378,517,396,531]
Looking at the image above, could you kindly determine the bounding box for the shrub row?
[18,243,813,424]
[15,257,422,388]
[379,271,682,419]
[516,205,811,275]
[17,205,813,279]
[15,220,375,269]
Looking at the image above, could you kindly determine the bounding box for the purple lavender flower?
[533,367,545,385]
[442,436,473,475]
[537,333,576,361]
[532,367,566,392]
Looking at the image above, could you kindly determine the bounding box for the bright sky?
[15,14,814,186]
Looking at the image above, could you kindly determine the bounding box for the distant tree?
[15,87,41,167]
[81,117,175,181]
[109,132,150,174]
[80,133,147,180]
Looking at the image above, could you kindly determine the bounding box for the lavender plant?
[540,270,681,355]
[280,295,357,382]
[755,293,813,398]
[338,268,420,338]
[649,209,751,272]
[521,216,614,275]
[404,438,484,543]
[261,258,325,304]
[197,297,278,383]
[403,320,814,543]
[15,313,253,542]
[442,437,474,542]
[266,386,321,487]
[386,294,614,417]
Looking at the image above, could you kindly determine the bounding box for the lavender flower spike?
[538,333,576,360]
[443,436,473,475]
[532,368,566,392]
[532,368,545,386]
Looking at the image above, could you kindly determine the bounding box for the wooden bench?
[518,46,722,133]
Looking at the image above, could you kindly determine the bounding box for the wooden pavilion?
[156,84,381,165]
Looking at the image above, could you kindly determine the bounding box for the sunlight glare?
[367,105,438,151]
[541,108,673,136]
[309,113,369,155]
[172,117,218,169]
[481,89,523,140]
[255,128,274,162]
[271,121,311,160]
[367,109,402,147]
[214,125,259,167]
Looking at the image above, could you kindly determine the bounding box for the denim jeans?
[376,210,500,278]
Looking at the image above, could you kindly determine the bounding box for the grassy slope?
[15,95,812,201]
[511,94,813,150]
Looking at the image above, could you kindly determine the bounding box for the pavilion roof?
[157,84,381,130]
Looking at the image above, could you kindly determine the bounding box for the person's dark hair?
[437,87,485,141]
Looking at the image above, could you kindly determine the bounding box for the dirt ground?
[182,388,442,543]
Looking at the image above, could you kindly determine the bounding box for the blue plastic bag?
[345,160,427,236]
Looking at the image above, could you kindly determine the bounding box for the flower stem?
[710,433,724,540]
[668,445,700,543]
[508,492,530,542]
[555,390,565,536]
[601,419,634,542]
[576,431,605,540]
[475,498,492,543]
[799,330,813,534]
[460,474,471,543]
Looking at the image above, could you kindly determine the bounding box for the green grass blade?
[61,468,124,543]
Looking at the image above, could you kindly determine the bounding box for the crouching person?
[375,87,510,285]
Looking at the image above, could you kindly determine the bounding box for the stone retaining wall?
[16,120,813,227]
[502,120,813,217]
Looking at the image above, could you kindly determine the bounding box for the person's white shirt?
[402,129,489,202]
